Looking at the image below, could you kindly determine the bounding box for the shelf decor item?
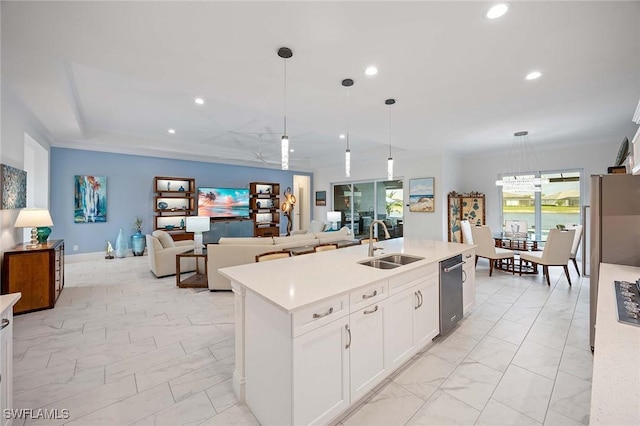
[158,201,168,210]
[131,216,145,256]
[115,228,127,258]
[37,226,52,243]
[105,240,114,259]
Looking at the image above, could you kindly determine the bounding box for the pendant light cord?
[388,106,392,157]
[346,90,350,150]
[283,59,287,135]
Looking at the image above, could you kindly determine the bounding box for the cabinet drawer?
[388,264,437,295]
[292,294,349,338]
[350,280,388,313]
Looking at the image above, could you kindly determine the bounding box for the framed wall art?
[315,190,326,206]
[0,164,27,210]
[447,191,485,243]
[75,175,107,223]
[409,177,434,212]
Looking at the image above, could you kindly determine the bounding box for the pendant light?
[278,47,293,170]
[495,131,550,192]
[385,99,396,180]
[342,78,354,177]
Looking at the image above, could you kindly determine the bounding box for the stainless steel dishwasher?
[439,255,464,335]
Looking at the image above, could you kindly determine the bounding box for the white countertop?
[219,238,472,312]
[590,263,640,426]
[0,293,21,314]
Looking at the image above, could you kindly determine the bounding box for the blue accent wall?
[51,148,312,254]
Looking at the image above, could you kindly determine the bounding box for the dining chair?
[314,243,338,252]
[566,224,583,276]
[360,238,378,245]
[460,220,473,244]
[470,225,515,276]
[255,250,292,262]
[519,229,575,286]
[505,220,528,238]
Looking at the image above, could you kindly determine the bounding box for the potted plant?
[131,216,146,256]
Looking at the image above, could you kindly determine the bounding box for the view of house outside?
[502,172,581,240]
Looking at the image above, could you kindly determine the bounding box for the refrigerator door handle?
[582,204,590,277]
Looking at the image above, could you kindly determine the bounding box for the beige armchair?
[146,230,196,277]
[470,225,515,276]
[519,229,575,286]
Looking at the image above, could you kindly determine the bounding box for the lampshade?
[15,208,53,227]
[327,211,341,223]
[186,216,210,233]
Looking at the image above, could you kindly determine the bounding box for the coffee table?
[176,249,208,288]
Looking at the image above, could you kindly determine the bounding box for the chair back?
[567,224,583,257]
[541,229,575,264]
[469,225,497,258]
[314,243,338,252]
[255,250,291,262]
[460,220,473,244]
[505,220,528,238]
[360,238,378,245]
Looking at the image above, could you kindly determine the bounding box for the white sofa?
[207,227,352,290]
[146,230,196,277]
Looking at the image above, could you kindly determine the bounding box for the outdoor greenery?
[503,205,580,213]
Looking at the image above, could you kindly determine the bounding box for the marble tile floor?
[12,255,592,425]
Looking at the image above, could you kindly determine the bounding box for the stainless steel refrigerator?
[589,174,640,350]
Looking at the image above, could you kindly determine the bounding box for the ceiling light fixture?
[385,98,396,180]
[342,78,354,178]
[194,97,204,105]
[525,71,542,80]
[168,129,175,134]
[278,47,293,170]
[339,134,346,139]
[495,131,550,192]
[365,66,378,76]
[485,3,510,19]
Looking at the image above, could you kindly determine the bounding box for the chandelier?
[495,131,549,193]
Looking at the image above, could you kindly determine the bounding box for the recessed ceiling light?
[290,148,294,153]
[168,129,176,134]
[194,97,204,105]
[364,66,378,76]
[339,134,346,139]
[485,3,510,19]
[525,71,542,80]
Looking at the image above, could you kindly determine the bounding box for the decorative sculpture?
[105,240,114,259]
[281,186,296,236]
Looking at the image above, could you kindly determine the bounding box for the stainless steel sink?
[358,259,401,269]
[377,254,425,265]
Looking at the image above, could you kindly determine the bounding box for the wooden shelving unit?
[250,182,281,237]
[153,176,196,241]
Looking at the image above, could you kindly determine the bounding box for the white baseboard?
[65,249,147,263]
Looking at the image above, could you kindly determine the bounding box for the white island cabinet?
[220,238,474,426]
[0,293,21,426]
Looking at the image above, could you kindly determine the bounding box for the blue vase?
[37,227,52,243]
[115,228,127,258]
[131,230,146,256]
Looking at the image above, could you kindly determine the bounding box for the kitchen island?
[219,238,474,426]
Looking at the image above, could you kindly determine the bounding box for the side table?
[176,249,208,288]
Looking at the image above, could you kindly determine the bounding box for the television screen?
[197,187,250,218]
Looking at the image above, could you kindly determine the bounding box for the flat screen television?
[197,187,250,218]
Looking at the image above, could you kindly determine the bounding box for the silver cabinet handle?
[465,254,473,259]
[313,307,334,319]
[0,319,9,330]
[444,261,465,272]
[462,269,467,283]
[418,290,424,308]
[363,305,379,315]
[414,291,420,310]
[345,324,351,349]
[362,290,378,300]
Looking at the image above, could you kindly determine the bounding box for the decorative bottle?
[115,228,127,258]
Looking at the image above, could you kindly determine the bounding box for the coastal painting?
[409,178,434,212]
[75,175,107,223]
[0,164,27,210]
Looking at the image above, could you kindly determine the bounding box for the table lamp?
[186,216,210,254]
[327,211,341,230]
[14,208,54,248]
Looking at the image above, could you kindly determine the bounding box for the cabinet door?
[293,319,350,426]
[0,310,12,426]
[384,289,417,371]
[415,276,439,349]
[462,249,475,314]
[350,302,386,402]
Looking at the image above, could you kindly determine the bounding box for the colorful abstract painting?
[0,164,27,209]
[74,175,107,223]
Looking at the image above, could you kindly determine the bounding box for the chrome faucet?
[368,220,391,256]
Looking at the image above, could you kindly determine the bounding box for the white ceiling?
[2,1,640,171]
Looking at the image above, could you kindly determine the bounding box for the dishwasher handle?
[443,261,465,273]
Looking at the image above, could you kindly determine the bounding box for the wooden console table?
[1,240,64,314]
[176,249,208,288]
